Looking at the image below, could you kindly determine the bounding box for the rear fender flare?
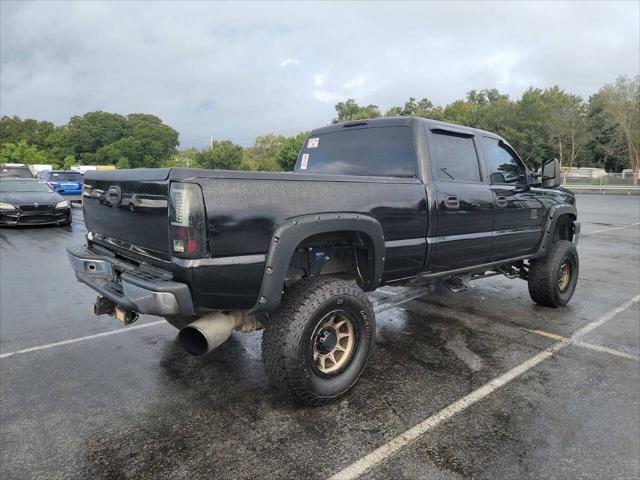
[251,213,385,312]
[534,204,578,259]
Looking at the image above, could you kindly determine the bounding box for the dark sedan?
[0,178,72,226]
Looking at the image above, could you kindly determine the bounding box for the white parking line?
[327,294,640,480]
[0,293,425,361]
[527,329,639,361]
[583,222,640,235]
[0,320,167,359]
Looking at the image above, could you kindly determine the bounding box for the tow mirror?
[542,158,561,188]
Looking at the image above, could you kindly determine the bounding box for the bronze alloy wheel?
[558,259,572,292]
[312,311,356,374]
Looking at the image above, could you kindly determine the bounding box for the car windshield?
[0,180,53,193]
[49,172,82,181]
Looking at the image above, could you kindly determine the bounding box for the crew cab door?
[427,129,494,271]
[479,136,545,260]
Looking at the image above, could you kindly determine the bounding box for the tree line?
[1,75,637,173]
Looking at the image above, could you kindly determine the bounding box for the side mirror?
[542,158,561,188]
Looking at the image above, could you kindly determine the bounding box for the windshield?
[49,172,82,181]
[0,180,54,193]
[0,166,33,178]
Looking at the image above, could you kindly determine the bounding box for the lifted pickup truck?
[68,117,580,404]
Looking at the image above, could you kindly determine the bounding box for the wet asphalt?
[0,194,638,480]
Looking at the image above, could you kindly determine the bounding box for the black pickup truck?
[68,117,580,404]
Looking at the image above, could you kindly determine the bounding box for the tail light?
[48,181,58,187]
[169,182,208,258]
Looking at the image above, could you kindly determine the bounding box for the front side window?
[481,137,526,185]
[430,131,482,182]
[295,126,415,177]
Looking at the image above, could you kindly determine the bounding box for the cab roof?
[310,116,501,140]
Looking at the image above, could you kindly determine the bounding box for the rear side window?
[430,132,482,182]
[296,126,415,177]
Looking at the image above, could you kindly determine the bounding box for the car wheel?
[262,276,375,405]
[528,240,579,307]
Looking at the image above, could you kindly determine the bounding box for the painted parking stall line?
[527,328,639,361]
[0,320,167,359]
[0,291,428,360]
[327,294,640,480]
[582,221,640,236]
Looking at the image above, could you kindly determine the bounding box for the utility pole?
[209,136,213,150]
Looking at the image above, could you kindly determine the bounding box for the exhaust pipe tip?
[178,312,241,356]
[178,327,210,356]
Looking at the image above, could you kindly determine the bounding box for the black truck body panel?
[82,168,428,311]
[74,117,577,316]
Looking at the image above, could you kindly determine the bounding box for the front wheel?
[528,240,579,307]
[262,276,375,405]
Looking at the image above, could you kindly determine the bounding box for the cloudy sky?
[1,1,638,148]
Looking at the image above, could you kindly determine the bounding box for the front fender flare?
[251,213,385,313]
[533,204,578,259]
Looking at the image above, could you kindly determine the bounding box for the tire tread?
[262,276,374,405]
[528,240,578,307]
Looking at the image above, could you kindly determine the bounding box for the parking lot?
[0,193,638,479]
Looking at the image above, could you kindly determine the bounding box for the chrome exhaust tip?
[178,312,239,356]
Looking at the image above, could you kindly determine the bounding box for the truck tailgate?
[82,169,171,260]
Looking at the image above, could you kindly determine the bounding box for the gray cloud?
[1,1,638,148]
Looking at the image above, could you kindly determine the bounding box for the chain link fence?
[562,172,640,194]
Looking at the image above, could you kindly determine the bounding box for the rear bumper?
[67,245,195,317]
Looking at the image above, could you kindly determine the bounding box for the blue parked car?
[38,170,83,202]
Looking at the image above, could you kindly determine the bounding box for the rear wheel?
[262,276,375,405]
[528,240,579,307]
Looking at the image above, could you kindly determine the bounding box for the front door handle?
[496,196,508,208]
[444,195,460,210]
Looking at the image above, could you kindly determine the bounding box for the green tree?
[64,111,128,162]
[62,154,76,170]
[541,87,588,171]
[162,148,199,168]
[590,76,640,174]
[0,116,55,149]
[45,126,73,166]
[195,140,243,170]
[116,157,131,169]
[276,132,307,171]
[333,99,381,123]
[242,134,285,171]
[385,97,434,117]
[0,140,51,165]
[62,112,179,168]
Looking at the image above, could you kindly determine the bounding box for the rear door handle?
[444,195,459,210]
[496,196,508,208]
